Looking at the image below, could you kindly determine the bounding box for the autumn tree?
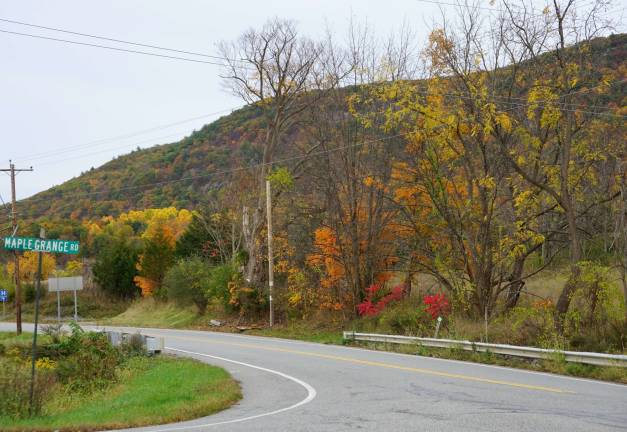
[134,225,176,297]
[6,251,56,284]
[301,23,416,313]
[175,207,241,264]
[219,18,323,287]
[479,0,624,320]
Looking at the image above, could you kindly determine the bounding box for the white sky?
[0,0,624,204]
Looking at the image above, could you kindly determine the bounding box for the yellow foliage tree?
[6,251,56,283]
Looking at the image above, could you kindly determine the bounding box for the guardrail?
[343,331,627,367]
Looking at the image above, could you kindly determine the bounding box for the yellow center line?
[164,334,575,394]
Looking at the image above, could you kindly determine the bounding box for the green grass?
[0,330,50,347]
[0,356,242,432]
[248,323,343,345]
[3,292,131,323]
[103,298,200,328]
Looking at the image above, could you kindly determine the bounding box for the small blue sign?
[0,289,7,302]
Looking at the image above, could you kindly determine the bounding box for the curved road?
[4,324,627,431]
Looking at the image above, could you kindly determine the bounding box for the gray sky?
[0,0,624,204]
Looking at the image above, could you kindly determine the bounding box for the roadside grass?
[103,297,200,328]
[0,330,50,346]
[103,294,626,385]
[248,322,344,345]
[5,292,131,323]
[0,356,242,432]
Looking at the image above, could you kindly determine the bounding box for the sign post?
[2,234,80,415]
[28,231,44,416]
[47,276,83,322]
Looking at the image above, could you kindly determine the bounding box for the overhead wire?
[9,107,239,163]
[33,131,192,167]
[0,17,248,63]
[16,73,626,214]
[0,29,239,67]
[11,74,625,167]
[21,131,411,212]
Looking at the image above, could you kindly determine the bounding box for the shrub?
[227,274,263,316]
[0,358,56,418]
[423,293,451,320]
[357,284,405,317]
[55,330,121,392]
[505,301,562,348]
[0,323,150,419]
[23,283,36,303]
[378,301,432,335]
[164,257,213,313]
[207,263,239,309]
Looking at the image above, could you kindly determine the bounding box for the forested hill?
[21,104,267,220]
[19,33,627,222]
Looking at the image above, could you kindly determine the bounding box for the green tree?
[164,258,238,313]
[93,240,139,299]
[164,257,212,313]
[175,208,240,264]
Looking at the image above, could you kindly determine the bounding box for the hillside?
[21,104,267,220]
[19,33,627,222]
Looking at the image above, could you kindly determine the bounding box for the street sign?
[3,236,79,254]
[0,289,6,319]
[47,277,83,292]
[48,277,83,322]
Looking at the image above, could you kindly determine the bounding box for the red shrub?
[357,284,406,317]
[423,293,450,320]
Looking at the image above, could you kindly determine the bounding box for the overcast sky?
[0,0,624,206]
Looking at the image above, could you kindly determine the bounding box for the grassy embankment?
[1,291,131,324]
[99,269,627,384]
[0,332,241,432]
[104,300,627,383]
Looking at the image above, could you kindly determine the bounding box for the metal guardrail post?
[342,331,627,367]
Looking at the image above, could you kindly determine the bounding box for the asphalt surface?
[3,323,626,431]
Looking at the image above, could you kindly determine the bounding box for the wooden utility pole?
[1,161,33,335]
[28,227,44,415]
[266,180,274,328]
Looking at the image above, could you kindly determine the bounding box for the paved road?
[3,324,626,431]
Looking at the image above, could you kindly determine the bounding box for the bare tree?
[219,18,323,286]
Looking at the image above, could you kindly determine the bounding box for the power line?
[22,132,410,209]
[9,107,239,163]
[414,0,549,17]
[0,193,12,220]
[0,29,234,66]
[16,79,626,210]
[34,131,190,167]
[415,0,602,19]
[18,83,624,219]
[408,85,626,119]
[0,17,248,63]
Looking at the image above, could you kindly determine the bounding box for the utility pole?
[29,227,44,416]
[266,180,274,328]
[1,161,33,335]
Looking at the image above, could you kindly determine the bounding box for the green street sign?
[3,236,79,254]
